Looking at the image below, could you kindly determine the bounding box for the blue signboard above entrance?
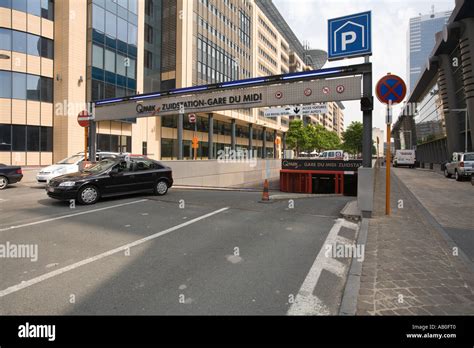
[328,11,372,60]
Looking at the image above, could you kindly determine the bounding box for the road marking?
[0,199,148,232]
[287,218,358,315]
[0,207,229,298]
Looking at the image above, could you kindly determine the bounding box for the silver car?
[444,152,474,181]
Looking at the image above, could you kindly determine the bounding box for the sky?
[272,0,455,131]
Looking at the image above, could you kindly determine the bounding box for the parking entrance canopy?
[94,64,366,121]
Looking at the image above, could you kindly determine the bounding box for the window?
[116,54,126,76]
[26,74,40,101]
[40,126,53,151]
[92,45,104,69]
[129,0,137,14]
[128,23,137,46]
[104,49,115,72]
[144,50,152,69]
[12,0,27,12]
[142,141,147,156]
[40,37,54,59]
[0,124,11,151]
[145,24,153,44]
[117,17,127,42]
[28,0,41,16]
[0,71,11,98]
[105,11,117,38]
[12,125,26,151]
[92,4,105,32]
[0,28,11,51]
[126,58,135,78]
[132,159,154,171]
[12,31,27,54]
[26,126,40,151]
[41,0,54,20]
[117,0,127,9]
[40,76,53,103]
[12,72,26,100]
[27,33,41,56]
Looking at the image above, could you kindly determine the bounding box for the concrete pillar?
[273,130,277,159]
[362,67,373,168]
[438,54,462,155]
[248,124,253,158]
[262,127,267,159]
[208,113,214,159]
[460,18,474,151]
[231,119,236,151]
[178,113,183,160]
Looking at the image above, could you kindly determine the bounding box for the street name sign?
[264,104,328,118]
[328,11,372,60]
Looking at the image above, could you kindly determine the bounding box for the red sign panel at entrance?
[376,74,407,105]
[77,110,91,127]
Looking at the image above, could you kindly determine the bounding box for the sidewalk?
[356,167,474,315]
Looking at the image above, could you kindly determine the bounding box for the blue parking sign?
[328,11,372,60]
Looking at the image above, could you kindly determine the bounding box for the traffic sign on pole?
[188,113,196,123]
[375,74,407,216]
[77,110,91,128]
[376,74,407,105]
[264,104,328,118]
[328,11,372,60]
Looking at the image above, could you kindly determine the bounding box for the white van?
[319,150,344,159]
[393,150,416,168]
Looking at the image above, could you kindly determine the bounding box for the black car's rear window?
[83,159,117,173]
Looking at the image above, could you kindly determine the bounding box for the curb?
[338,218,368,316]
[269,193,342,201]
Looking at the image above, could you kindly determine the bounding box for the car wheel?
[77,185,100,205]
[155,180,169,196]
[444,169,451,178]
[0,175,8,190]
[455,170,462,182]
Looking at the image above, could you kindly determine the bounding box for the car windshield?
[464,154,474,161]
[83,159,118,173]
[57,155,84,164]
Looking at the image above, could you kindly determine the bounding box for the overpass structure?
[92,62,374,167]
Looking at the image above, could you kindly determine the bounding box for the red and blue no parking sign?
[376,74,406,105]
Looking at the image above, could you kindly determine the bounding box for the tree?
[342,121,363,155]
[286,119,309,154]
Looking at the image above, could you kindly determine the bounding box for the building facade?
[394,0,473,165]
[407,10,451,93]
[0,0,340,165]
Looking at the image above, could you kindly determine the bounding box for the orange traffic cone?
[261,179,270,202]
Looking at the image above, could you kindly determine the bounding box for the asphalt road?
[0,179,357,315]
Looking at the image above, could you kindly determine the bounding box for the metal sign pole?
[386,104,392,216]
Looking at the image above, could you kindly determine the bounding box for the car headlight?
[58,181,76,187]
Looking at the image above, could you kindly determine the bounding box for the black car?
[0,163,23,190]
[46,157,173,205]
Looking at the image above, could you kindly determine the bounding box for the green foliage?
[342,121,364,155]
[286,120,342,154]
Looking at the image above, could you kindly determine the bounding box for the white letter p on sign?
[341,31,356,51]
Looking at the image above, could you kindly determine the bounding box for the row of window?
[197,15,251,63]
[258,31,277,54]
[161,138,273,160]
[92,3,138,47]
[259,47,277,67]
[258,62,274,76]
[0,0,54,20]
[239,10,251,48]
[0,124,53,152]
[161,115,275,141]
[0,28,53,59]
[197,35,240,83]
[0,71,53,102]
[92,0,138,16]
[92,44,136,79]
[258,16,277,41]
[91,79,136,103]
[97,133,132,153]
[198,0,238,32]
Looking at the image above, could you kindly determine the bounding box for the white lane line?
[287,218,345,316]
[0,199,148,232]
[0,206,229,298]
